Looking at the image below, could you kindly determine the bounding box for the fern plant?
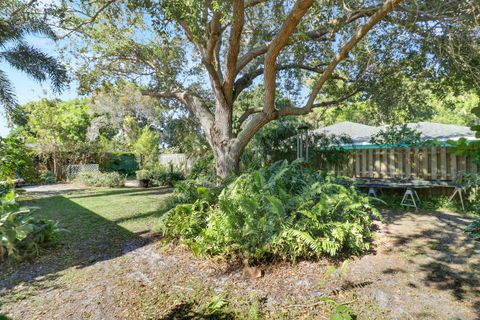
[161,161,380,262]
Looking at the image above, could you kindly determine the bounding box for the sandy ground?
[21,183,87,193]
[1,200,478,319]
[20,180,140,194]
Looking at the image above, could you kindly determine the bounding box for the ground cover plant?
[73,171,126,188]
[159,161,380,262]
[0,190,59,261]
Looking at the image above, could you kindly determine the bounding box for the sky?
[0,35,78,137]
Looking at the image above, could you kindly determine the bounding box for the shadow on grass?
[112,208,170,224]
[382,209,480,317]
[0,191,173,296]
[162,301,235,320]
[67,187,173,200]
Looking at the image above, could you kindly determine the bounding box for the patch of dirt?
[21,183,88,196]
[1,209,479,319]
[21,179,143,197]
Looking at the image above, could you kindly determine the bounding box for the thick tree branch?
[237,89,360,126]
[233,62,328,100]
[235,5,381,75]
[179,23,223,104]
[238,107,263,125]
[206,11,222,65]
[263,0,313,114]
[232,112,271,159]
[179,20,206,56]
[223,0,245,105]
[213,34,223,82]
[279,0,402,117]
[245,0,267,9]
[142,88,215,144]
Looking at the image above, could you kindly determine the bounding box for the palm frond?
[1,44,68,92]
[15,15,56,39]
[0,69,18,114]
[0,2,56,44]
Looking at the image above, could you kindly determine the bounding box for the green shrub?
[160,160,379,262]
[136,165,184,187]
[74,171,126,187]
[152,171,184,187]
[0,191,60,261]
[172,179,203,203]
[100,152,138,176]
[0,131,37,183]
[135,169,151,181]
[455,172,480,211]
[39,170,55,185]
[188,154,217,182]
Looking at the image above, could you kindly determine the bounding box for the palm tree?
[0,1,68,116]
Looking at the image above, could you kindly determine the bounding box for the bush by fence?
[99,152,138,176]
[74,171,126,187]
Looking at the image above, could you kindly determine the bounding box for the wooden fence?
[158,153,191,173]
[328,147,478,181]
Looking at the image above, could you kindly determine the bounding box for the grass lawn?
[33,187,174,234]
[0,187,174,286]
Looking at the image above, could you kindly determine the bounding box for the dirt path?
[21,183,88,195]
[1,209,479,319]
[21,180,140,196]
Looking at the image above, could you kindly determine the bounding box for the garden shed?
[313,121,478,181]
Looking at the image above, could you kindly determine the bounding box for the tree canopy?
[56,0,480,177]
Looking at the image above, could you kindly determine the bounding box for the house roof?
[403,122,475,141]
[312,121,475,145]
[312,121,381,144]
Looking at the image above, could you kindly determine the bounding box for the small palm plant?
[0,0,67,114]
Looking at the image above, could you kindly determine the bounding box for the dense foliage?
[0,130,35,182]
[136,165,184,187]
[74,171,126,188]
[99,152,138,176]
[0,190,59,261]
[238,103,352,171]
[159,161,379,262]
[18,98,94,180]
[6,93,192,182]
[133,126,160,169]
[369,124,422,146]
[454,172,480,211]
[188,153,217,183]
[449,106,480,163]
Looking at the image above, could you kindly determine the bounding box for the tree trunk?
[214,145,241,180]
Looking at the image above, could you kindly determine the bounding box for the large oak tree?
[62,0,479,178]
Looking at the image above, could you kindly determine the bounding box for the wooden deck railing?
[328,147,478,181]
